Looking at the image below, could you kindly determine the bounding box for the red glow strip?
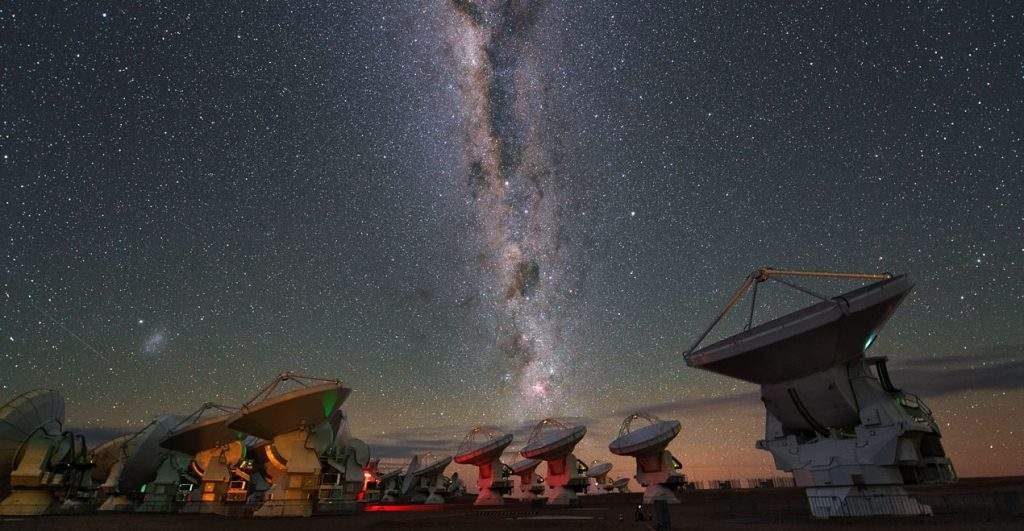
[364,504,444,512]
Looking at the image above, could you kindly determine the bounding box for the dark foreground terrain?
[2,477,1021,530]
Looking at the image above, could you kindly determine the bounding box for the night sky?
[2,1,1022,484]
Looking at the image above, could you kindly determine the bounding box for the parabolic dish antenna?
[160,403,245,515]
[609,413,684,504]
[227,375,350,441]
[377,468,402,483]
[586,462,612,478]
[520,419,588,506]
[585,461,613,495]
[97,414,180,512]
[609,417,681,457]
[686,271,913,384]
[375,467,404,502]
[160,403,240,456]
[351,439,371,466]
[509,458,544,501]
[0,390,76,515]
[454,430,512,466]
[454,428,513,506]
[90,434,133,483]
[0,390,65,486]
[520,421,586,461]
[116,415,180,495]
[226,373,350,517]
[317,432,371,514]
[406,454,452,480]
[684,268,956,518]
[401,453,452,504]
[510,458,541,475]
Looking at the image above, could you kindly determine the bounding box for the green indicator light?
[321,389,338,417]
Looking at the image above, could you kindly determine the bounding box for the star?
[1,0,1019,484]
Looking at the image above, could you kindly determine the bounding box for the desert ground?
[2,477,1021,530]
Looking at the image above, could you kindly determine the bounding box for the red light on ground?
[364,504,444,512]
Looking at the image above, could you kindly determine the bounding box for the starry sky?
[2,1,1022,485]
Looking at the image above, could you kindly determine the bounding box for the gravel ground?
[2,477,1020,530]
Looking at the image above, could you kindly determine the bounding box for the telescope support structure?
[635,451,682,504]
[0,433,62,515]
[136,454,188,513]
[254,431,321,517]
[758,359,955,518]
[542,454,587,506]
[473,457,511,506]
